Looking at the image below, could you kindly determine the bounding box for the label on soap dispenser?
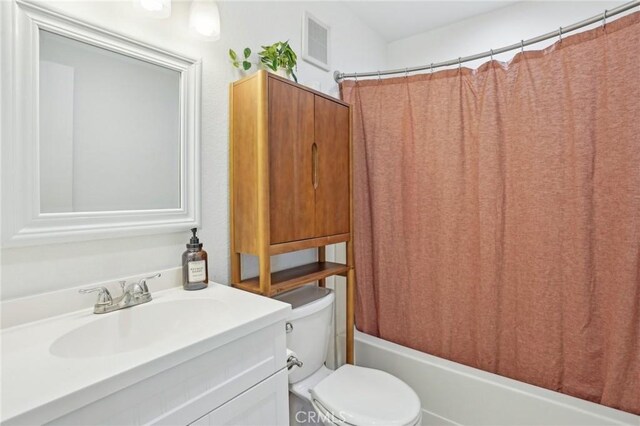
[188,260,206,282]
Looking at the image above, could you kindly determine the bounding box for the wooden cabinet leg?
[318,246,326,287]
[346,267,355,364]
[259,254,271,295]
[231,252,241,284]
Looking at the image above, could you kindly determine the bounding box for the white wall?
[386,1,626,70]
[0,0,386,300]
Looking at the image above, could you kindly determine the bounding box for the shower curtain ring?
[458,57,462,69]
[520,40,525,53]
[490,49,494,61]
[404,68,408,78]
[430,63,434,73]
[377,71,381,81]
[602,9,608,28]
[558,26,563,42]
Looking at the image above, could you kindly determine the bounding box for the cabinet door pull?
[312,142,319,189]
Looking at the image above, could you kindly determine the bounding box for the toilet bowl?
[275,286,421,426]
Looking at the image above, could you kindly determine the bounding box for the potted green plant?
[229,41,298,82]
[229,47,252,71]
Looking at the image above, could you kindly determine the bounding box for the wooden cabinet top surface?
[231,70,351,109]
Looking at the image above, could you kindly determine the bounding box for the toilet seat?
[309,365,422,426]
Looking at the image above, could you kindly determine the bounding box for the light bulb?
[133,0,171,19]
[189,0,221,40]
[140,0,164,12]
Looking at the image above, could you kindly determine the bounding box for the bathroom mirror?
[1,1,201,246]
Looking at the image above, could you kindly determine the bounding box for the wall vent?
[302,12,330,71]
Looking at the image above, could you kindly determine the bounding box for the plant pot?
[267,68,290,79]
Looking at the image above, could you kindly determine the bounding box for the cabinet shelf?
[234,262,350,297]
[269,233,350,255]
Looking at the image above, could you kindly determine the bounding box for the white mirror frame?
[1,0,202,246]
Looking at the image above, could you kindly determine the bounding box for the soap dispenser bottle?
[182,228,208,290]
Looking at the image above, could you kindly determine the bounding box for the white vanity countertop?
[0,283,290,425]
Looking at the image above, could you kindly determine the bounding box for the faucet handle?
[79,286,112,305]
[137,273,161,294]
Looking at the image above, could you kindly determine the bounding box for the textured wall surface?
[386,1,625,69]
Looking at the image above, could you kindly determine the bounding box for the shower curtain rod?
[333,0,640,82]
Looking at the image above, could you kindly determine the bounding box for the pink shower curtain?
[341,12,640,414]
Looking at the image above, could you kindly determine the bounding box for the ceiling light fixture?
[189,0,221,41]
[134,0,171,19]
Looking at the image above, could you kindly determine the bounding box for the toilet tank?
[274,285,334,384]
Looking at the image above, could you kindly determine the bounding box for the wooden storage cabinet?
[230,71,355,363]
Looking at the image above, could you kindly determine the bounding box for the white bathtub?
[354,330,639,426]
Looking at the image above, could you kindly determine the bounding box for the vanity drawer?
[46,322,286,426]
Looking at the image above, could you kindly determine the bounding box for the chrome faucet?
[80,273,160,314]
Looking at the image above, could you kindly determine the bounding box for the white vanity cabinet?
[1,285,291,426]
[45,322,288,426]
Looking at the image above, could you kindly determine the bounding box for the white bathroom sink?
[50,299,226,358]
[1,283,291,425]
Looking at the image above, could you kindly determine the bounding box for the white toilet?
[275,286,422,426]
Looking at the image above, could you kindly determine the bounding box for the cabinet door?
[193,369,289,426]
[269,78,316,244]
[314,96,350,238]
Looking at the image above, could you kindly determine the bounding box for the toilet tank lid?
[274,285,333,310]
